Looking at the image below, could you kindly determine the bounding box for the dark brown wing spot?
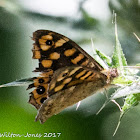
[40,97,47,103]
[71,54,84,64]
[35,95,48,105]
[81,59,89,66]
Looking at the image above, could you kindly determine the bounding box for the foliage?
[94,17,140,135]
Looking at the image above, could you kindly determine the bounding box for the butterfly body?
[28,30,118,122]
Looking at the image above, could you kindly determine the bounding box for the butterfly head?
[111,68,118,77]
[101,68,118,83]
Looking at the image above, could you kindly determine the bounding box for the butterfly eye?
[46,40,52,45]
[36,86,45,94]
[38,78,44,83]
[40,97,47,103]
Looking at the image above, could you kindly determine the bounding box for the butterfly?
[27,30,118,123]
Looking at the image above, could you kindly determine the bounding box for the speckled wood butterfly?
[28,30,118,123]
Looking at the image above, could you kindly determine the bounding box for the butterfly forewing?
[32,30,103,72]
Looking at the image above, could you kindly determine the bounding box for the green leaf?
[112,76,133,85]
[0,78,33,88]
[111,15,127,69]
[96,49,112,66]
[91,39,109,69]
[112,82,140,136]
[111,81,140,99]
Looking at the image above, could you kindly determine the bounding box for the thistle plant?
[0,14,139,136]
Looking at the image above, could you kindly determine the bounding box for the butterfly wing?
[32,30,103,72]
[35,66,108,123]
[48,66,106,96]
[28,71,52,109]
[28,30,104,109]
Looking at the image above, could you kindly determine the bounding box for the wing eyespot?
[38,78,45,83]
[46,40,52,46]
[36,86,45,95]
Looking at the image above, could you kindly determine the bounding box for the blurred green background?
[0,0,140,139]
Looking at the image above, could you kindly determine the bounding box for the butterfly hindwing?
[48,66,107,96]
[28,66,107,109]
